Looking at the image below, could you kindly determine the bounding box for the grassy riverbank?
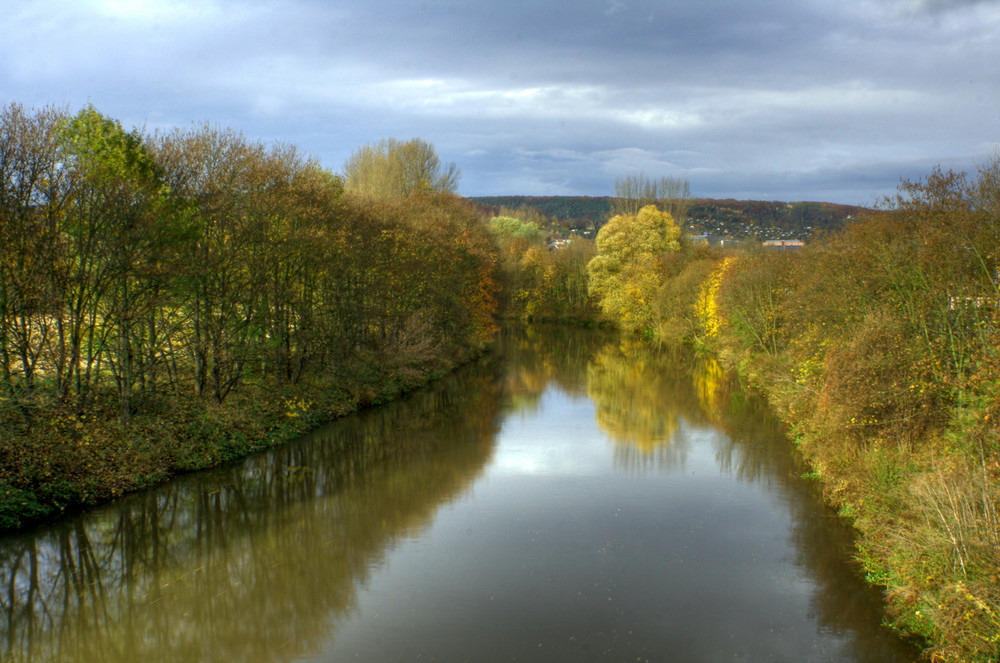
[717,342,1000,662]
[697,169,1000,661]
[0,350,470,532]
[575,166,1000,661]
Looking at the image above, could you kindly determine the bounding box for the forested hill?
[469,196,868,240]
[470,196,614,228]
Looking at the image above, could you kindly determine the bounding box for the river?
[0,326,919,662]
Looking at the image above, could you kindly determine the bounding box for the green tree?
[342,138,459,200]
[542,239,598,322]
[152,126,328,402]
[586,205,681,332]
[58,106,193,422]
[488,215,543,246]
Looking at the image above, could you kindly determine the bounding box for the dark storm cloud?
[2,0,998,204]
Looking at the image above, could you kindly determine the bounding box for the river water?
[0,326,919,662]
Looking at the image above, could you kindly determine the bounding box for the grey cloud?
[1,0,997,205]
[893,0,1000,13]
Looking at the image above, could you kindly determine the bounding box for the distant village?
[474,196,863,251]
[552,229,806,251]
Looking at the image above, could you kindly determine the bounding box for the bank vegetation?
[0,103,499,530]
[579,166,1000,662]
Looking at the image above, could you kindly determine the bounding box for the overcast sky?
[3,0,999,204]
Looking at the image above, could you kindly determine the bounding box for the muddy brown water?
[0,326,920,662]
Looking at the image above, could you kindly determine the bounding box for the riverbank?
[717,342,999,663]
[595,164,1000,663]
[0,105,504,536]
[0,351,471,533]
[0,325,923,663]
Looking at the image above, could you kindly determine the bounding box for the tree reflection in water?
[0,327,919,662]
[0,366,501,663]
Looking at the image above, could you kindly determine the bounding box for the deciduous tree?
[587,205,681,332]
[60,107,197,421]
[342,138,459,201]
[611,173,691,223]
[0,104,70,421]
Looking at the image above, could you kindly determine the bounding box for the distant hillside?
[470,196,612,229]
[469,196,868,241]
[688,199,867,240]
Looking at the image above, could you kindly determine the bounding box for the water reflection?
[0,366,500,663]
[495,327,918,660]
[0,327,919,662]
[585,336,759,476]
[497,323,613,409]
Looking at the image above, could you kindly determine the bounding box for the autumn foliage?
[489,211,599,324]
[587,205,681,332]
[571,161,1000,660]
[0,104,501,529]
[709,164,1000,662]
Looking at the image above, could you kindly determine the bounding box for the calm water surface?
[0,327,919,662]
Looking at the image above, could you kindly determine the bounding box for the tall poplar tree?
[342,138,459,200]
[611,173,691,224]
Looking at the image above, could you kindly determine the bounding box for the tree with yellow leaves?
[586,205,680,333]
[694,256,735,340]
[342,137,459,201]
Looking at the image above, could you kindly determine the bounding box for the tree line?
[0,103,498,526]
